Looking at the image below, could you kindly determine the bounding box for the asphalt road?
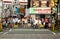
[0,29,60,39]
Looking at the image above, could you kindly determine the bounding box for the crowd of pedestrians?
[2,16,52,30]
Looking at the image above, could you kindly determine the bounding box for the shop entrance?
[30,14,52,29]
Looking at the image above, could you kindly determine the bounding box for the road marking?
[9,29,12,32]
[3,32,8,35]
[52,32,56,35]
[2,29,12,35]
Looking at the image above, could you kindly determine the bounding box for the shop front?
[29,7,52,29]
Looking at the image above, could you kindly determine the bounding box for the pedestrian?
[45,18,49,29]
[38,19,43,29]
[24,17,28,28]
[9,17,13,29]
[22,18,25,28]
[33,18,38,29]
[2,18,7,29]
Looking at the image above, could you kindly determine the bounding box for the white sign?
[20,3,28,5]
[3,0,13,4]
[19,0,28,5]
[41,1,47,3]
[19,0,27,2]
[30,7,51,14]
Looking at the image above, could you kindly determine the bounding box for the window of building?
[30,0,49,7]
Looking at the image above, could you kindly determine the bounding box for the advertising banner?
[30,7,51,14]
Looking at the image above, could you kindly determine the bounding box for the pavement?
[0,29,60,39]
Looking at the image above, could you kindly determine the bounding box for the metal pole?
[12,0,14,17]
[2,0,4,18]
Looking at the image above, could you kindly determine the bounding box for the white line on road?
[3,32,8,35]
[52,32,56,35]
[2,29,12,35]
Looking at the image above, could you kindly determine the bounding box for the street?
[0,0,60,39]
[0,29,60,39]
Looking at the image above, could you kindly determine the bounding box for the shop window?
[41,1,47,7]
[30,0,50,7]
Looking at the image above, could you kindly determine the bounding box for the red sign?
[3,0,12,4]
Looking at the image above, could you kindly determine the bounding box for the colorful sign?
[30,7,51,14]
